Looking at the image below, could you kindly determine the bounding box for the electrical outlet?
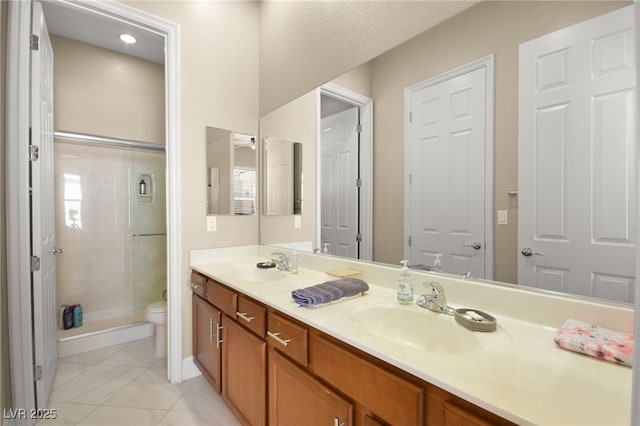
[294,215,301,229]
[206,215,217,232]
[497,210,508,225]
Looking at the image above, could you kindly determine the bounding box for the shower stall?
[53,131,166,355]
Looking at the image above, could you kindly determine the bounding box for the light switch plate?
[206,215,217,232]
[294,215,301,229]
[497,210,508,225]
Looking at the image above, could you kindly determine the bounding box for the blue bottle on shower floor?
[73,304,83,328]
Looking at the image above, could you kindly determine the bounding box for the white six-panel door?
[265,138,294,215]
[320,107,359,258]
[31,1,58,407]
[518,6,636,303]
[406,67,487,276]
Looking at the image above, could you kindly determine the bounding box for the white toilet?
[145,300,167,357]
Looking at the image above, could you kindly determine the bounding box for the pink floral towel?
[554,319,633,367]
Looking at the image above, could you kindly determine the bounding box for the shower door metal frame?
[54,130,166,152]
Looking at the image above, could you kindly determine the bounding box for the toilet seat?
[146,301,167,313]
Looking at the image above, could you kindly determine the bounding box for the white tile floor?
[38,338,240,426]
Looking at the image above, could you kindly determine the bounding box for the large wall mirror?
[258,0,635,306]
[206,126,257,216]
[263,137,303,215]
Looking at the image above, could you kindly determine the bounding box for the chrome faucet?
[461,270,475,280]
[271,252,291,271]
[416,282,455,315]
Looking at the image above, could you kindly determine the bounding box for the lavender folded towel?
[291,278,369,307]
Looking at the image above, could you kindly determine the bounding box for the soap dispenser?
[396,260,414,304]
[433,254,443,272]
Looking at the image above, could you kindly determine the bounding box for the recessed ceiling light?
[119,34,137,44]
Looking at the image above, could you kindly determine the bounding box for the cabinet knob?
[333,417,346,426]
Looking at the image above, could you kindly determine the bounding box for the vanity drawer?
[267,312,308,366]
[190,271,206,298]
[309,334,423,426]
[207,279,237,317]
[236,296,266,337]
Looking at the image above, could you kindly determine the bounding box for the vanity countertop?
[191,245,633,426]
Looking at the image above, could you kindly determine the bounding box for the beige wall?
[52,35,165,144]
[126,1,260,358]
[259,91,317,247]
[0,0,10,418]
[369,1,629,283]
[331,61,373,99]
[259,1,477,115]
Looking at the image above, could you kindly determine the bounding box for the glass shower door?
[126,148,167,323]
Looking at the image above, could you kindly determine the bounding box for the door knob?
[50,247,64,255]
[463,242,482,250]
[521,247,543,257]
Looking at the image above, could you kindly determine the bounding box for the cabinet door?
[309,334,423,425]
[222,316,266,426]
[193,294,222,393]
[269,348,353,426]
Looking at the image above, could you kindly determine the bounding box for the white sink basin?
[233,267,287,282]
[347,303,510,354]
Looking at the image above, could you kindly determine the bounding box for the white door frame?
[6,0,182,415]
[316,83,373,260]
[631,2,640,423]
[404,55,495,280]
[6,1,35,415]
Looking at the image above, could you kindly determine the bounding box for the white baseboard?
[181,356,202,381]
[58,322,154,358]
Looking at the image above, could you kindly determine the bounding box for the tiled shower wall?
[55,141,166,330]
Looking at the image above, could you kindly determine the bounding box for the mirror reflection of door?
[206,128,257,216]
[405,58,493,278]
[518,6,636,304]
[320,95,361,258]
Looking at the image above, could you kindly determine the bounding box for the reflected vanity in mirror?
[206,126,257,216]
[263,137,303,215]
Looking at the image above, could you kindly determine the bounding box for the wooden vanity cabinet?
[192,293,222,393]
[222,315,266,426]
[426,387,514,426]
[191,271,514,426]
[197,276,267,425]
[269,347,353,426]
[309,332,424,426]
